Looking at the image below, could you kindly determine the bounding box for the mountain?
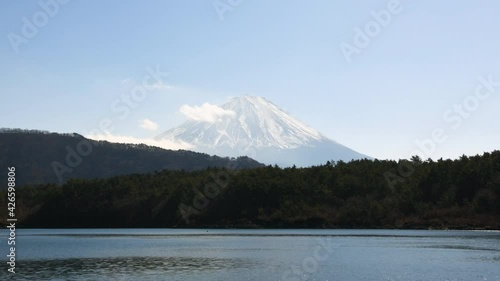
[0,128,264,186]
[156,96,370,166]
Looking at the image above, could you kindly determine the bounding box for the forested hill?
[3,151,499,229]
[0,128,264,186]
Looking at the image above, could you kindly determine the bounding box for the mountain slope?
[0,129,264,186]
[157,96,370,166]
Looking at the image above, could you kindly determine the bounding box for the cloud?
[139,118,159,131]
[180,103,235,123]
[148,82,173,92]
[85,133,194,151]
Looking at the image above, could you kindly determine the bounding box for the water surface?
[1,229,499,280]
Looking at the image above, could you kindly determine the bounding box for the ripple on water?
[1,256,255,281]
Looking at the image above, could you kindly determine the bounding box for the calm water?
[0,229,499,280]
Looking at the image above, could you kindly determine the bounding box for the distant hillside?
[0,128,264,186]
[4,151,499,229]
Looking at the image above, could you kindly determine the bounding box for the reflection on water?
[466,255,500,263]
[419,244,500,252]
[7,257,252,280]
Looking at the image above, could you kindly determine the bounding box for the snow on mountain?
[156,96,370,167]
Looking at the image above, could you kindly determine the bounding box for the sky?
[1,0,499,160]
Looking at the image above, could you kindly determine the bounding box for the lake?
[1,229,499,280]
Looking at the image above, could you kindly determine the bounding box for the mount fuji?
[157,96,370,167]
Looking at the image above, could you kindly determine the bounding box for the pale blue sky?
[1,0,499,160]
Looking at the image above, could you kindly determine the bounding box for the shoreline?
[2,225,499,231]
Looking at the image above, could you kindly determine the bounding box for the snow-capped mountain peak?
[220,96,324,148]
[156,96,369,166]
[159,96,324,150]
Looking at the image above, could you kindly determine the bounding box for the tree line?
[1,151,499,229]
